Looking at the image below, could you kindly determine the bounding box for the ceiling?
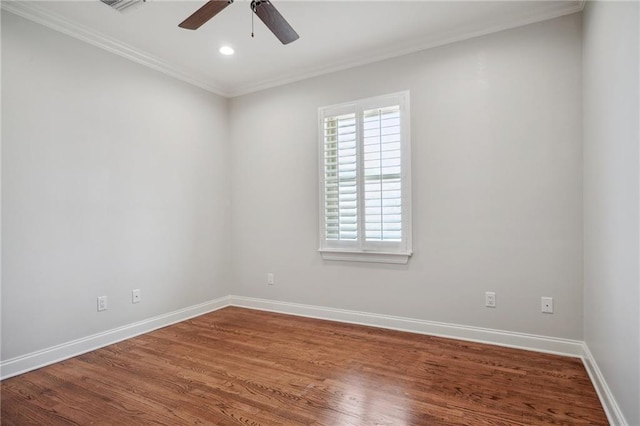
[3,0,583,97]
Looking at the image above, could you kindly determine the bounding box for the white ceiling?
[3,0,583,97]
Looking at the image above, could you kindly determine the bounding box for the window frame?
[317,91,412,264]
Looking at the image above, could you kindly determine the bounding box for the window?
[318,91,412,264]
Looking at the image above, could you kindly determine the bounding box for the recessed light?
[219,46,234,56]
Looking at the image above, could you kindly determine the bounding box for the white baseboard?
[0,296,231,380]
[582,344,628,426]
[1,293,625,426]
[228,295,585,357]
[230,295,630,425]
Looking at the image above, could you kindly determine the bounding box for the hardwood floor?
[1,307,607,425]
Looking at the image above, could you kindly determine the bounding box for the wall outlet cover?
[485,292,496,308]
[97,296,108,312]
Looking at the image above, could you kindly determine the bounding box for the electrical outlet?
[97,296,108,312]
[541,297,554,313]
[132,289,141,304]
[267,273,274,285]
[485,292,496,308]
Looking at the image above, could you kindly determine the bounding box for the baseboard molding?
[0,295,231,380]
[582,344,628,426]
[230,296,631,425]
[1,293,625,426]
[228,295,585,358]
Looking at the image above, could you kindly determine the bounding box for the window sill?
[319,249,412,265]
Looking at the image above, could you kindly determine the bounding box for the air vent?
[100,0,145,12]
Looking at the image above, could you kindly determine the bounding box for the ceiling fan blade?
[253,1,299,45]
[179,0,231,30]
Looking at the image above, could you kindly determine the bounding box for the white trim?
[0,294,587,381]
[228,295,584,358]
[582,344,629,426]
[0,296,231,380]
[0,1,583,98]
[228,4,585,97]
[318,91,412,263]
[319,249,411,264]
[1,292,624,426]
[0,1,228,97]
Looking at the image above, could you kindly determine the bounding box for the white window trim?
[317,248,411,264]
[318,91,412,264]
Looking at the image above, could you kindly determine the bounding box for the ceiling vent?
[99,0,145,12]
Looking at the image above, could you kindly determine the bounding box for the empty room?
[1,0,638,424]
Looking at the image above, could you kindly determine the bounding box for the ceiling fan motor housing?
[180,0,299,45]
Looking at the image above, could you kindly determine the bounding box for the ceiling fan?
[179,0,299,45]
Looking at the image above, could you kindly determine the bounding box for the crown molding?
[1,1,230,97]
[227,2,584,97]
[578,0,587,12]
[2,0,583,99]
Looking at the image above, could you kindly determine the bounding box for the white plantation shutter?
[319,92,412,264]
[363,106,402,242]
[324,113,358,241]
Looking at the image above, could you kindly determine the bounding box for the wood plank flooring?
[1,307,607,425]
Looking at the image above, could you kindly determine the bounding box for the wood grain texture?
[179,0,230,30]
[1,307,607,425]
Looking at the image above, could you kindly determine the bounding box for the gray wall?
[229,14,584,339]
[582,2,640,425]
[4,6,638,423]
[1,12,232,360]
